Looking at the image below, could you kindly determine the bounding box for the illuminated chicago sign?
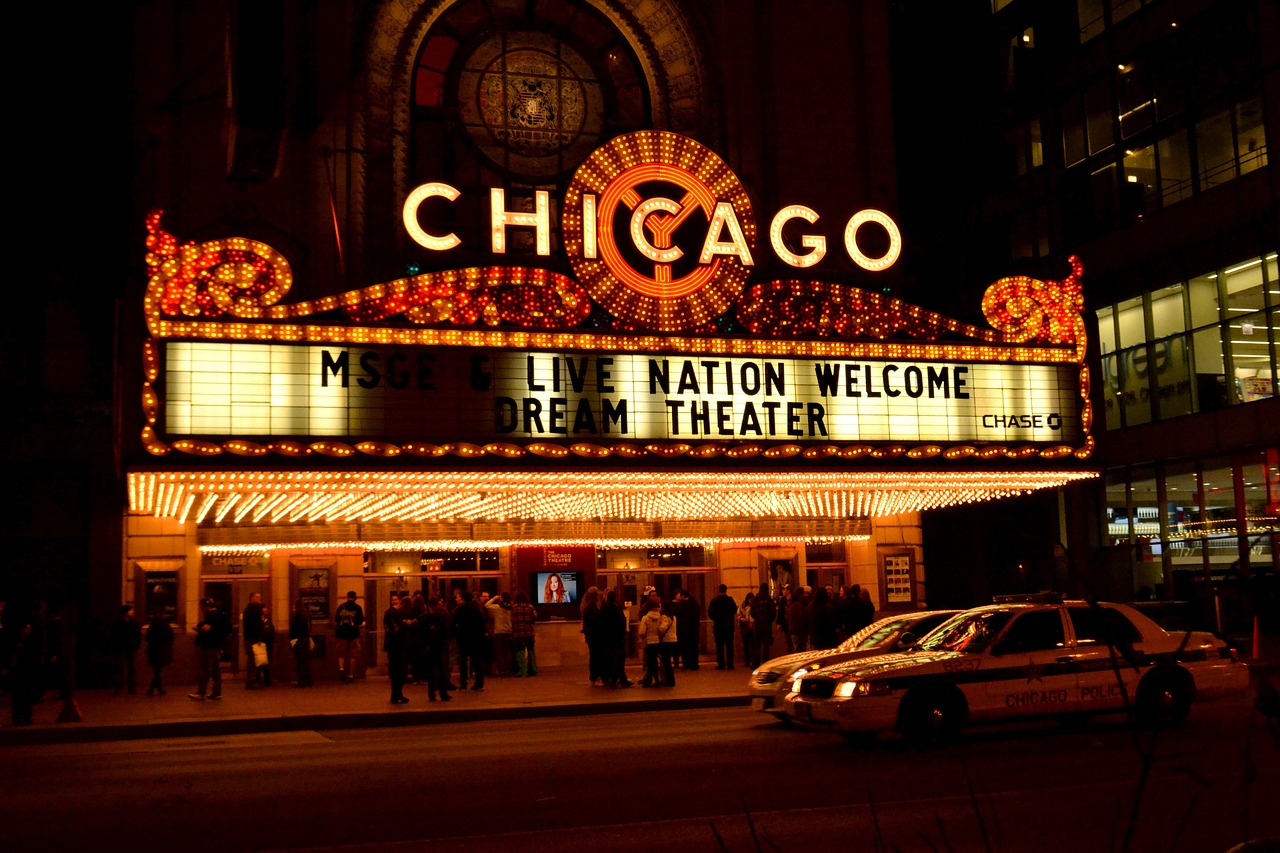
[404,133,901,332]
[140,131,1094,463]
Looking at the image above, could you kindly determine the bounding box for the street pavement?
[0,660,749,746]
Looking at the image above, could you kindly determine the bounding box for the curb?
[0,694,751,747]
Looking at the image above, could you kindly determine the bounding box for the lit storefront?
[123,128,1097,674]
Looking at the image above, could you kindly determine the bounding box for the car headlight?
[837,680,890,698]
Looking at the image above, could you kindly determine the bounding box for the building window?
[1094,254,1279,427]
[1195,107,1237,190]
[409,0,650,263]
[1117,61,1152,140]
[1235,93,1268,176]
[1157,131,1193,206]
[1101,455,1279,621]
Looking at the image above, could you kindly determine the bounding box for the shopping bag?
[252,641,268,666]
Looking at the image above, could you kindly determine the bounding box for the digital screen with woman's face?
[535,571,578,604]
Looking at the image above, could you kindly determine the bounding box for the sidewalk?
[0,664,751,747]
[5,632,1276,748]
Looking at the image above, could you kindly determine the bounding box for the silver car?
[748,610,960,717]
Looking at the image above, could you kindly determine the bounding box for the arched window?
[411,0,649,263]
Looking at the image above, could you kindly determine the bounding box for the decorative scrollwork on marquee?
[981,255,1086,357]
[736,280,1000,343]
[144,211,294,330]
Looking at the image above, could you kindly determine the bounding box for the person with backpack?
[333,591,364,683]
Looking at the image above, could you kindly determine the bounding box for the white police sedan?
[749,610,960,717]
[782,594,1250,743]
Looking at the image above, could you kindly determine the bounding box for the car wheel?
[1135,671,1191,729]
[900,689,962,748]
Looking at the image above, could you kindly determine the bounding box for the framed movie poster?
[293,561,333,626]
[880,551,916,607]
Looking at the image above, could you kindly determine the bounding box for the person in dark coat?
[839,585,862,640]
[384,593,408,704]
[788,588,810,653]
[749,583,776,667]
[598,589,632,688]
[451,590,486,691]
[775,587,791,653]
[420,596,452,701]
[7,609,40,725]
[144,612,174,695]
[675,589,700,671]
[288,598,313,687]
[707,584,737,670]
[190,598,230,700]
[807,587,839,650]
[580,587,602,684]
[109,604,142,695]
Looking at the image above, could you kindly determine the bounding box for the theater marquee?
[139,130,1094,463]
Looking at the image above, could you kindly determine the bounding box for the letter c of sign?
[403,183,462,251]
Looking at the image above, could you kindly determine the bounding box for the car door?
[979,608,1078,720]
[1065,605,1145,712]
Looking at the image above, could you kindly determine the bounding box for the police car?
[748,610,960,717]
[782,594,1250,743]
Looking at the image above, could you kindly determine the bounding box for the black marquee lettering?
[321,350,349,387]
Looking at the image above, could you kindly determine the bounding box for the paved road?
[3,694,1276,852]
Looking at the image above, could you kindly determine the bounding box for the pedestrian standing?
[384,593,408,704]
[260,605,277,686]
[788,588,810,653]
[581,586,602,684]
[738,593,756,668]
[658,598,679,687]
[776,586,792,653]
[8,616,38,725]
[451,590,486,691]
[242,592,265,690]
[808,587,839,650]
[144,612,174,695]
[750,584,776,668]
[289,598,313,687]
[599,589,632,688]
[190,597,229,700]
[334,590,364,683]
[511,591,538,676]
[409,591,428,683]
[109,604,142,695]
[707,584,737,670]
[638,592,667,687]
[857,588,876,630]
[421,596,452,701]
[486,592,512,676]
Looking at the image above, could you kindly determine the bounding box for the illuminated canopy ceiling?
[128,470,1096,551]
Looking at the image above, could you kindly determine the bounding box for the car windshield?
[836,616,908,652]
[918,610,1014,654]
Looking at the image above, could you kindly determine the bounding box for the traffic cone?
[1253,615,1262,662]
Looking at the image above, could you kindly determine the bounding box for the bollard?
[1253,615,1262,661]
